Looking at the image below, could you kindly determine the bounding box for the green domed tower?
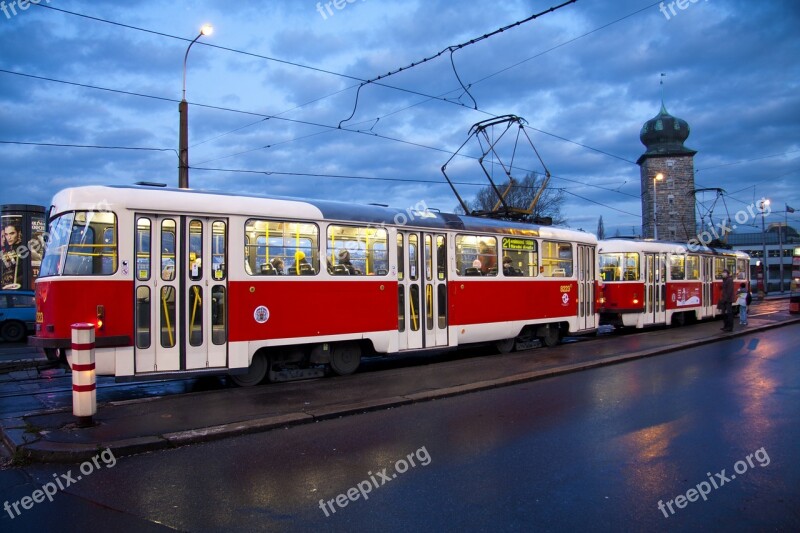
[637,102,697,241]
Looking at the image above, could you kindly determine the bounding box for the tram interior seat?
[623,269,637,281]
[299,263,315,275]
[551,268,566,277]
[332,265,350,275]
[377,268,388,275]
[504,267,523,276]
[464,267,482,276]
[260,263,277,275]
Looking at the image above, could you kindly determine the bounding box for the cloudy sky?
[1,0,798,236]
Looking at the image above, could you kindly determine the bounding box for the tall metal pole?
[779,208,784,292]
[178,25,212,189]
[761,199,769,295]
[653,177,658,240]
[653,173,663,240]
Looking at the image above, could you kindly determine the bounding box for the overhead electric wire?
[0,140,174,153]
[34,0,647,166]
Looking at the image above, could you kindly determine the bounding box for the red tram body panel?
[30,185,598,383]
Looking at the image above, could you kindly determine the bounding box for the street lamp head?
[655,173,664,181]
[200,24,214,36]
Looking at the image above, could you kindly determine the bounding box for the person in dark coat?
[719,268,734,332]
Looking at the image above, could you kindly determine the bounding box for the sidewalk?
[3,305,799,463]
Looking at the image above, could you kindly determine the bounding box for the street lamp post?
[760,198,770,295]
[653,173,664,240]
[179,24,213,189]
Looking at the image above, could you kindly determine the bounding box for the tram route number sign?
[502,237,535,251]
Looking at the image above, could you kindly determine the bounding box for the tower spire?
[660,72,667,113]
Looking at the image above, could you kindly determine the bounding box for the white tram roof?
[598,238,749,259]
[50,185,596,244]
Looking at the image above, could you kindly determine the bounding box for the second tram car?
[597,239,750,329]
[31,185,598,385]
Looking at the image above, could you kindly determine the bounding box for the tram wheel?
[330,343,361,376]
[495,338,515,354]
[540,325,562,347]
[230,353,269,387]
[671,312,686,327]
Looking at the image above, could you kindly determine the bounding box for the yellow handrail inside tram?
[161,288,174,347]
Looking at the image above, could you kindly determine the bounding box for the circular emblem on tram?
[561,292,570,306]
[254,305,270,324]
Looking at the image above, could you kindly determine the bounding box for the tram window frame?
[455,235,498,277]
[735,258,748,280]
[669,255,686,280]
[501,237,537,277]
[714,257,725,279]
[327,224,389,276]
[541,240,573,277]
[244,219,320,276]
[135,217,152,281]
[685,255,700,280]
[160,219,177,282]
[436,235,446,280]
[599,253,639,281]
[188,219,203,281]
[211,221,227,281]
[726,257,736,278]
[54,210,119,277]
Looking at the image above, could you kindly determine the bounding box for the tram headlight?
[96,305,105,331]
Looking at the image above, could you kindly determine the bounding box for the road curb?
[3,317,799,463]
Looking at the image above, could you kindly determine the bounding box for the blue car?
[0,289,36,342]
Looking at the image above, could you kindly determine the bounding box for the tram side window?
[714,257,725,279]
[501,237,537,277]
[244,219,319,276]
[599,252,639,281]
[735,258,748,280]
[327,225,389,276]
[726,258,737,278]
[670,255,686,280]
[50,211,119,276]
[212,221,227,281]
[541,241,573,277]
[685,255,700,280]
[136,218,151,281]
[455,235,497,276]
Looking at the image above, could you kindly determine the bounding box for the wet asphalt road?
[3,323,797,532]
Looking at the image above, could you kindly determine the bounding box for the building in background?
[727,224,799,293]
[637,102,698,241]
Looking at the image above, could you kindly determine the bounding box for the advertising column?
[1,204,46,291]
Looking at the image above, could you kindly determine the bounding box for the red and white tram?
[31,185,598,385]
[597,239,750,329]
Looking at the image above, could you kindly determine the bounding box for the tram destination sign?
[502,237,535,251]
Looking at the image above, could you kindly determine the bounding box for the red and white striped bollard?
[71,323,96,428]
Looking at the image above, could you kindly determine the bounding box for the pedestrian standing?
[719,269,734,332]
[736,283,748,325]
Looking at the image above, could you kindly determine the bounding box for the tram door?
[576,244,596,331]
[396,231,448,350]
[643,252,667,325]
[701,256,714,318]
[134,215,228,374]
[184,218,228,370]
